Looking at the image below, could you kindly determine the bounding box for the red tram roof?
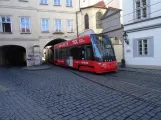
[55,35,91,49]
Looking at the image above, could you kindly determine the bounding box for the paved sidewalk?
[119,66,161,74]
[23,64,52,71]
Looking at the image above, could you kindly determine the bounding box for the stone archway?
[43,38,66,62]
[0,45,26,66]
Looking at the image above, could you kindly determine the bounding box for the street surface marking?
[0,85,9,92]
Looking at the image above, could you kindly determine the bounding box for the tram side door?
[68,56,73,67]
[85,45,93,60]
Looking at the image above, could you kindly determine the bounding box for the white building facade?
[123,0,161,68]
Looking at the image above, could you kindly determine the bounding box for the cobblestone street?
[0,66,161,120]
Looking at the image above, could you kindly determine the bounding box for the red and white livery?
[52,33,118,73]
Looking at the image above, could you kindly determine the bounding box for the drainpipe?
[76,12,79,38]
[76,0,81,38]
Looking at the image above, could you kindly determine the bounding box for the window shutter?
[133,39,138,57]
[147,37,154,57]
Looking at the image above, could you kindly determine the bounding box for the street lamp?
[123,31,129,45]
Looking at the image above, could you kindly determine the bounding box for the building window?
[20,17,31,33]
[138,39,148,56]
[0,16,12,33]
[41,19,49,32]
[84,14,89,29]
[135,0,148,19]
[54,19,62,32]
[40,0,48,4]
[66,0,72,6]
[66,20,73,32]
[96,12,103,29]
[54,0,60,5]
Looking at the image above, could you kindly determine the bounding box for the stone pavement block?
[0,66,161,120]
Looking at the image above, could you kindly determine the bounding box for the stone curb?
[22,65,52,71]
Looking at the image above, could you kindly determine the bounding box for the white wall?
[114,45,123,62]
[125,27,161,66]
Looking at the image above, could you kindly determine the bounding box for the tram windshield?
[90,34,116,61]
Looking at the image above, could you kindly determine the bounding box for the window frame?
[138,39,148,56]
[53,0,60,6]
[54,19,62,32]
[41,19,49,32]
[20,17,31,33]
[40,0,48,5]
[134,0,149,20]
[66,19,73,32]
[0,16,12,33]
[66,0,72,7]
[84,14,89,30]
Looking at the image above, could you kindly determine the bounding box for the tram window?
[70,46,83,60]
[55,49,58,59]
[56,49,59,59]
[62,48,66,59]
[60,49,63,59]
[85,45,93,60]
[66,48,70,58]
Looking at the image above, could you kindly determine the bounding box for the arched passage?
[44,38,66,62]
[0,45,26,66]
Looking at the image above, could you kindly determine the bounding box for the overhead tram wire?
[77,1,161,34]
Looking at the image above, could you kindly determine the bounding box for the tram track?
[102,71,161,93]
[69,69,161,107]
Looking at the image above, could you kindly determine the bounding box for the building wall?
[102,11,122,32]
[124,27,161,66]
[0,0,79,66]
[123,0,161,67]
[77,8,106,34]
[123,0,161,25]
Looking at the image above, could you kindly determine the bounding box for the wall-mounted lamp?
[123,31,129,45]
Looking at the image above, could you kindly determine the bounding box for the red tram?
[52,34,118,73]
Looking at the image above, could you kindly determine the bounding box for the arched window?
[84,14,89,29]
[96,12,103,29]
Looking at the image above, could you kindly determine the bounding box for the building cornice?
[0,38,39,41]
[103,27,123,34]
[38,9,76,14]
[126,23,161,33]
[101,10,121,20]
[124,16,161,26]
[0,5,77,14]
[0,5,37,11]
